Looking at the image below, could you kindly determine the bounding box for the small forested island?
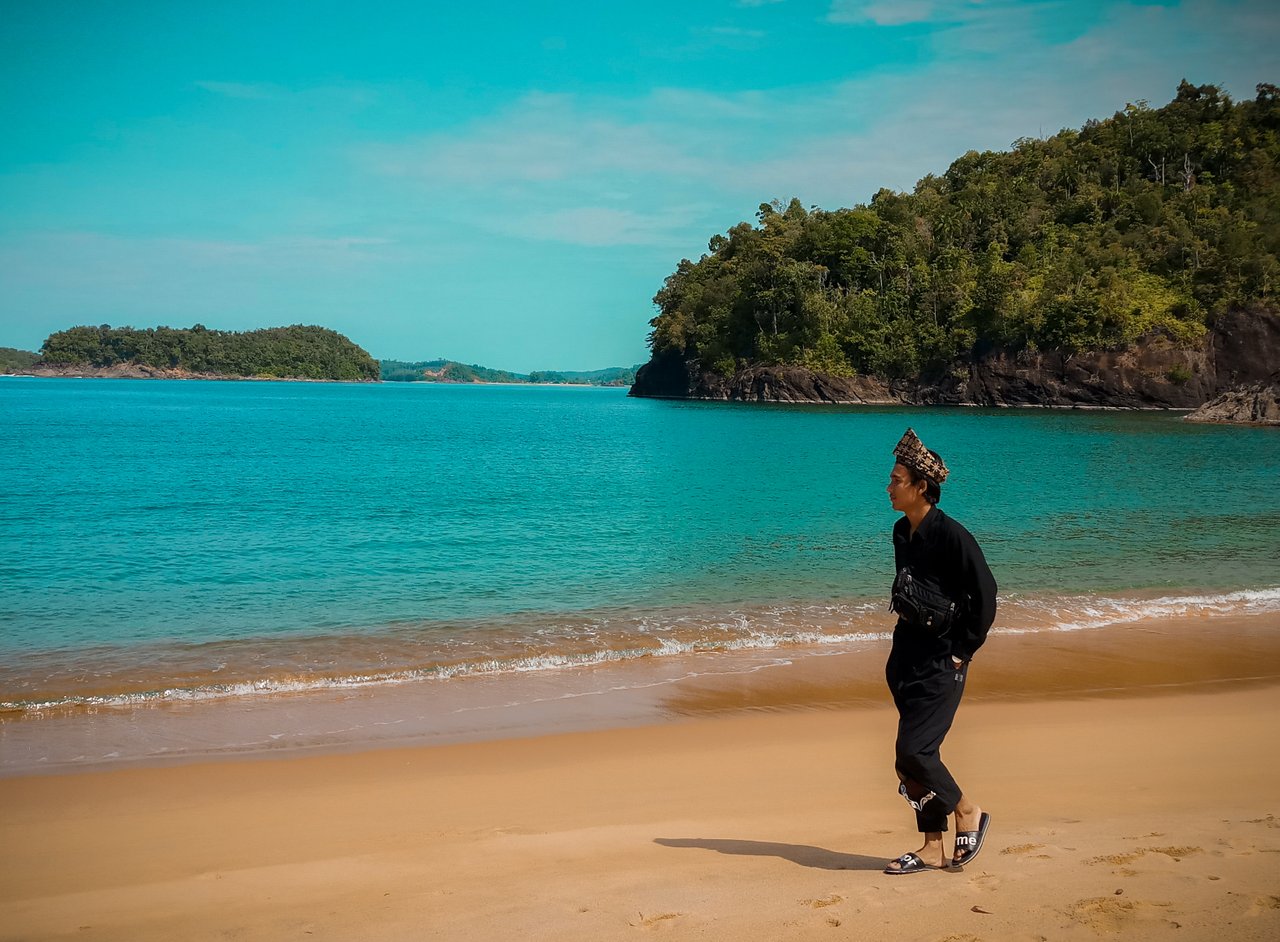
[16,324,380,382]
[381,359,639,386]
[632,81,1280,411]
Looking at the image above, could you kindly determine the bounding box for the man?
[882,428,997,874]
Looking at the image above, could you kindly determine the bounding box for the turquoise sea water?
[1,377,1278,719]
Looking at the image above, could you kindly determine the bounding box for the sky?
[2,1,1278,372]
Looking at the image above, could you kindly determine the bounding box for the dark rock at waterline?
[1183,374,1280,426]
[930,333,1213,409]
[631,351,904,403]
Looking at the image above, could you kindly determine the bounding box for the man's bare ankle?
[955,805,982,829]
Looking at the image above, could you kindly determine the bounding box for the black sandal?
[952,812,991,867]
[883,852,945,875]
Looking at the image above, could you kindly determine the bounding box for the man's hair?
[903,454,943,505]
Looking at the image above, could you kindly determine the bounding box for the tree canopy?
[39,324,380,381]
[647,82,1280,380]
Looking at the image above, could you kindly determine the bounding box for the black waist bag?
[890,567,957,636]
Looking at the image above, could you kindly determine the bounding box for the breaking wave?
[3,587,1277,716]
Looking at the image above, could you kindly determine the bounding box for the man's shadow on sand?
[654,838,885,871]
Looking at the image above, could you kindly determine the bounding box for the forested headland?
[29,324,380,382]
[634,81,1280,407]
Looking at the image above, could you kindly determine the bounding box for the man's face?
[887,463,923,513]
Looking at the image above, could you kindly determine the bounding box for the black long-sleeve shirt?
[892,506,998,662]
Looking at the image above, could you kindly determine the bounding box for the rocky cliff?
[631,308,1280,410]
[1183,373,1280,426]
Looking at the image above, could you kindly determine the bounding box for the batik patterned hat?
[893,428,949,484]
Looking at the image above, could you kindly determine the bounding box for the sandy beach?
[3,617,1279,941]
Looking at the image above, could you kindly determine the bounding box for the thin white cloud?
[195,81,282,100]
[2,231,398,285]
[194,80,379,109]
[704,25,767,39]
[827,0,1043,30]
[500,207,696,248]
[829,0,937,26]
[828,0,926,25]
[647,86,772,121]
[367,93,707,186]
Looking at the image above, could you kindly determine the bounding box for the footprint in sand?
[631,912,682,930]
[1149,846,1203,860]
[801,895,843,909]
[1086,845,1203,866]
[999,842,1054,861]
[1246,895,1280,916]
[1064,896,1175,933]
[954,871,1001,892]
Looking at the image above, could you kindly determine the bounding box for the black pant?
[886,643,968,833]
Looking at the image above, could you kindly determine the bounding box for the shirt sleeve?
[950,525,998,661]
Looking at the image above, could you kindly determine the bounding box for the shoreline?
[2,371,630,388]
[7,584,1275,712]
[3,606,1277,779]
[628,389,1195,411]
[6,373,1196,403]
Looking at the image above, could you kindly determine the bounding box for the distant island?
[380,359,639,386]
[632,81,1280,411]
[11,324,380,382]
[2,327,639,387]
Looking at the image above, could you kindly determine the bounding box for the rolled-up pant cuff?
[899,782,951,832]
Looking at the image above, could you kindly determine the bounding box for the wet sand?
[2,615,1279,940]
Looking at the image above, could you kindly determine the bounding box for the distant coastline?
[3,362,639,387]
[380,358,639,386]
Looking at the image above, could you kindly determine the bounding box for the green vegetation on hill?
[527,366,638,385]
[40,324,379,381]
[381,359,523,383]
[381,359,639,385]
[647,81,1280,380]
[1,347,40,372]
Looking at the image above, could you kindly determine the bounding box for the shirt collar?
[908,505,944,541]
